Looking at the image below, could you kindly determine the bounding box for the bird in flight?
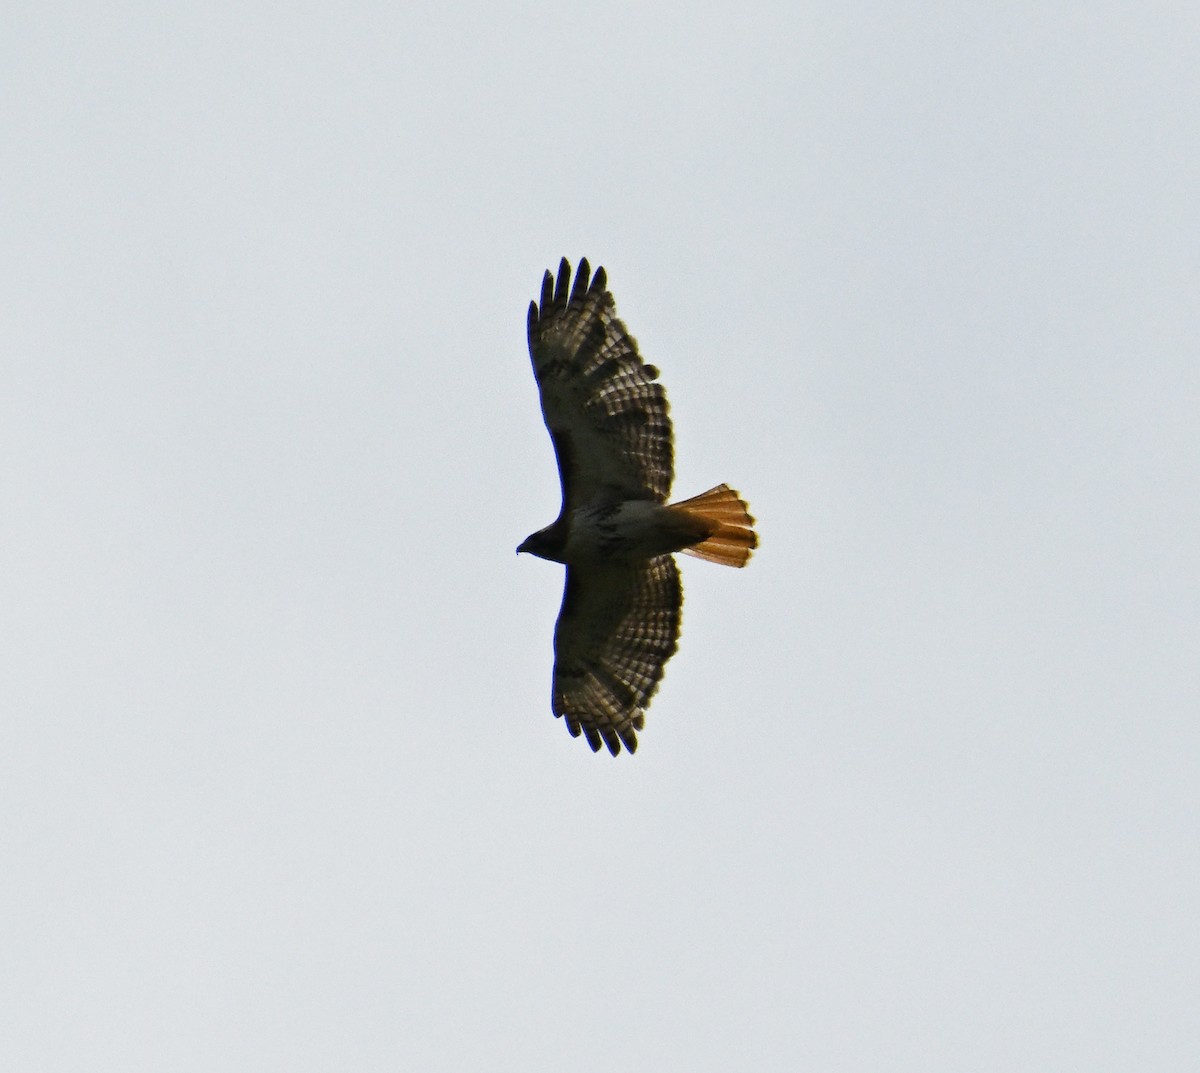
[518,257,757,755]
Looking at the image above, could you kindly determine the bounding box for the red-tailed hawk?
[518,257,757,755]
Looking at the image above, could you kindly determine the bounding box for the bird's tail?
[669,484,758,567]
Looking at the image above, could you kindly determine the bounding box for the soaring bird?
[519,258,757,755]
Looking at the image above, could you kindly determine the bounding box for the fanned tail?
[669,484,758,567]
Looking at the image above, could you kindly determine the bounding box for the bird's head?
[516,524,564,563]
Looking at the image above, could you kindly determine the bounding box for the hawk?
[518,257,757,755]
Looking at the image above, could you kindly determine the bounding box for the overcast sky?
[3,3,1197,1070]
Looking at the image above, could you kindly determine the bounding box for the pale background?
[3,3,1197,1070]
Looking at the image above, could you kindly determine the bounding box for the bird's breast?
[562,501,705,565]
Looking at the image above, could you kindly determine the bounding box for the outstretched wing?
[527,258,673,510]
[551,556,682,756]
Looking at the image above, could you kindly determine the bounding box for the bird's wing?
[527,258,673,511]
[551,555,682,755]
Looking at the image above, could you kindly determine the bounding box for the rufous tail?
[670,484,758,567]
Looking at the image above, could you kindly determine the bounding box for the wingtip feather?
[554,258,571,308]
[571,258,592,304]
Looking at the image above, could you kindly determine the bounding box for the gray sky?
[3,3,1197,1070]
